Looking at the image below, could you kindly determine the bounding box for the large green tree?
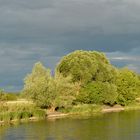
[57,50,117,84]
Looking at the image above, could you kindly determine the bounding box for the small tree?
[23,62,52,107]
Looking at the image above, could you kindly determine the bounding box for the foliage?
[57,50,117,84]
[48,73,75,110]
[116,68,140,105]
[23,62,75,110]
[23,62,52,108]
[76,82,118,105]
[0,103,46,122]
[0,90,17,101]
[22,50,140,110]
[59,104,101,115]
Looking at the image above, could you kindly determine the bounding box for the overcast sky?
[0,0,140,91]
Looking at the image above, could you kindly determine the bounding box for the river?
[1,110,140,140]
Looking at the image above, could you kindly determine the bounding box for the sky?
[0,0,140,92]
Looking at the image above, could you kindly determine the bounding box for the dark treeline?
[22,50,140,111]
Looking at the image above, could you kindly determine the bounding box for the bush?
[0,93,17,101]
[48,73,76,110]
[76,82,118,105]
[116,68,139,105]
[32,109,46,118]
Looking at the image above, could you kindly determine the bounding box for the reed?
[0,103,46,123]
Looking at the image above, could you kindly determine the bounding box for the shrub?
[0,93,17,101]
[32,109,46,118]
[116,68,139,105]
[76,82,118,105]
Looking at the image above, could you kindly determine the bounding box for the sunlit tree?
[116,68,139,105]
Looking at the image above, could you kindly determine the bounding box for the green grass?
[0,93,18,101]
[124,102,140,111]
[0,103,46,124]
[59,104,102,115]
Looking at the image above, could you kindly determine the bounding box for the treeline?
[22,50,140,110]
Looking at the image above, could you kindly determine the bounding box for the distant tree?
[116,68,139,105]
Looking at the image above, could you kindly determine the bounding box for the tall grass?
[124,102,140,111]
[59,104,102,115]
[0,93,18,101]
[0,103,46,123]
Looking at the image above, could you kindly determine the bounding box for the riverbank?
[1,102,140,125]
[47,103,140,119]
[0,102,46,126]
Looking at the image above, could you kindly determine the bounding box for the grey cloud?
[0,0,140,91]
[0,43,60,91]
[0,0,54,9]
[0,0,140,35]
[0,0,140,52]
[107,48,140,73]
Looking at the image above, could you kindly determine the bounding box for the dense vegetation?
[0,90,18,101]
[0,50,140,124]
[0,103,46,123]
[22,50,140,111]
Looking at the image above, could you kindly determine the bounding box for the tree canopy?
[57,50,117,84]
[22,50,140,109]
[116,68,140,105]
[23,62,75,110]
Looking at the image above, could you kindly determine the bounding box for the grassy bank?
[124,102,140,111]
[1,101,140,125]
[58,103,140,116]
[58,104,102,116]
[0,103,46,125]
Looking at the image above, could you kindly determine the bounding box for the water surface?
[1,110,140,140]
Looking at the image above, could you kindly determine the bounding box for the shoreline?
[102,107,124,113]
[46,104,140,119]
[1,104,140,125]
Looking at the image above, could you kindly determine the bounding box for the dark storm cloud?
[0,0,140,91]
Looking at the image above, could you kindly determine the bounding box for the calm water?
[1,110,140,140]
